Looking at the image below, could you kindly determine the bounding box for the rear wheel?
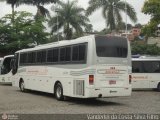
[55,83,64,101]
[20,81,26,92]
[157,83,160,92]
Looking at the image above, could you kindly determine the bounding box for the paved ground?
[0,84,160,114]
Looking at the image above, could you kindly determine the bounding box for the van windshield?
[95,36,128,58]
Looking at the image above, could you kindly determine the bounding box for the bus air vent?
[73,80,84,96]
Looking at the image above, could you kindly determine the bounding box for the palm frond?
[37,6,50,18]
[117,1,137,23]
[114,8,122,25]
[19,0,57,6]
[102,5,108,19]
[86,0,108,16]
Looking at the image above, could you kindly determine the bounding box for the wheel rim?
[21,82,24,91]
[56,86,62,98]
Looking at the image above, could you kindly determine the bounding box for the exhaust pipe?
[98,94,102,98]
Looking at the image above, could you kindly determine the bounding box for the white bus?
[0,55,14,84]
[132,56,160,91]
[12,35,132,100]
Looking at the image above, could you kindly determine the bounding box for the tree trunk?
[11,4,14,23]
[66,23,72,40]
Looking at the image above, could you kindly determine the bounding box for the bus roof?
[15,35,127,53]
[3,55,14,59]
[16,35,95,53]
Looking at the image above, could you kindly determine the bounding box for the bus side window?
[65,47,71,62]
[72,46,79,61]
[37,51,46,63]
[53,48,59,62]
[47,49,53,62]
[152,62,160,73]
[60,47,66,62]
[133,68,140,73]
[132,61,142,73]
[79,44,86,61]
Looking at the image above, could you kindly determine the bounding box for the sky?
[0,0,151,31]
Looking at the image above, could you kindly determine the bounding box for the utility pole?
[55,4,59,42]
[125,0,127,34]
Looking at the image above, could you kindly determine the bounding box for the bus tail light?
[89,75,94,85]
[129,75,132,84]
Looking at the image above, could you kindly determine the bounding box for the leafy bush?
[131,42,160,55]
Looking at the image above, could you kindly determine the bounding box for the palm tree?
[86,0,137,31]
[7,0,17,14]
[48,0,90,40]
[7,0,20,22]
[0,0,19,22]
[19,0,57,18]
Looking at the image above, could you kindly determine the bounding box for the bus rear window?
[95,36,128,58]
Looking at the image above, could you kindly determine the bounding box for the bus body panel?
[132,73,160,89]
[85,87,131,98]
[12,65,131,98]
[0,72,13,84]
[95,64,129,87]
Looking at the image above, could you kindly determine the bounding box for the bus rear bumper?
[0,82,12,85]
[0,78,12,85]
[85,87,132,98]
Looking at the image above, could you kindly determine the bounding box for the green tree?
[142,0,160,37]
[86,0,137,31]
[85,24,93,33]
[141,21,158,38]
[131,42,160,55]
[0,11,49,54]
[142,0,160,19]
[48,0,90,40]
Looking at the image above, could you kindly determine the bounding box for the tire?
[20,81,26,92]
[157,83,160,92]
[55,83,64,101]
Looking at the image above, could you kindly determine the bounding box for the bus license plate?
[109,80,116,85]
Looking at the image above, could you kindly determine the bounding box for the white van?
[132,56,160,91]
